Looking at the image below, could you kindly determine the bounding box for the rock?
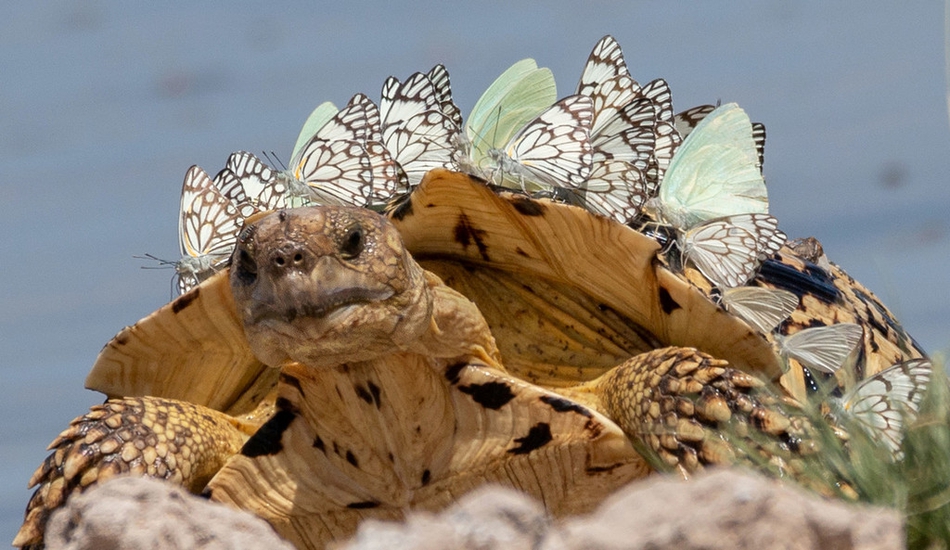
[334,486,555,550]
[549,468,903,550]
[338,469,903,550]
[44,476,293,550]
[43,469,904,549]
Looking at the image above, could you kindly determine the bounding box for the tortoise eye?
[233,247,258,286]
[340,224,364,259]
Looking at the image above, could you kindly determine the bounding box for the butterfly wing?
[576,35,633,97]
[465,60,557,157]
[780,323,865,374]
[581,160,649,223]
[721,286,799,334]
[721,213,786,259]
[680,220,760,288]
[225,151,291,211]
[590,96,656,174]
[177,165,242,292]
[291,102,339,163]
[426,64,463,128]
[674,104,716,139]
[841,358,933,456]
[495,94,594,191]
[657,103,768,228]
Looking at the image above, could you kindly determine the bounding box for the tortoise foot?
[596,347,808,477]
[14,396,247,548]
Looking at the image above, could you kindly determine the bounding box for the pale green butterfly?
[456,58,557,180]
[291,101,339,163]
[647,102,768,231]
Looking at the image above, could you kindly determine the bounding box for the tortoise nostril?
[275,257,285,267]
[293,253,303,264]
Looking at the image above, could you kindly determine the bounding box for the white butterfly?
[176,165,242,294]
[426,64,463,128]
[217,151,306,212]
[648,103,768,230]
[576,35,635,98]
[679,213,785,289]
[774,323,864,375]
[837,358,932,458]
[379,71,458,186]
[720,286,799,334]
[486,94,594,193]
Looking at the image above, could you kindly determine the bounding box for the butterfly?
[379,70,459,186]
[678,213,785,288]
[647,103,768,231]
[457,58,557,179]
[720,286,799,334]
[774,322,864,375]
[290,101,339,164]
[175,165,243,294]
[675,104,767,172]
[215,151,304,213]
[576,35,635,98]
[425,64,463,128]
[485,94,594,193]
[836,358,932,458]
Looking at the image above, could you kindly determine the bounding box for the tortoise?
[15,170,928,548]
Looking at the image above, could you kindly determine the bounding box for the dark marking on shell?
[313,435,325,452]
[421,469,431,486]
[515,247,528,257]
[459,381,515,410]
[347,501,380,509]
[802,318,828,329]
[508,423,553,455]
[757,257,839,304]
[445,362,467,384]
[346,450,359,467]
[355,384,373,405]
[171,288,199,314]
[453,213,490,261]
[389,195,414,221]
[658,287,680,314]
[508,195,547,216]
[114,331,129,346]
[585,463,626,474]
[240,408,295,457]
[540,395,592,418]
[368,381,381,409]
[279,373,304,397]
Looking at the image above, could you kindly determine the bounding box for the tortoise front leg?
[587,347,807,477]
[14,396,250,548]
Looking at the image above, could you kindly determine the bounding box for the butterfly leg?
[14,396,262,548]
[587,346,813,479]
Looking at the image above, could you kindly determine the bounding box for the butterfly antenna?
[134,253,176,269]
[263,151,288,171]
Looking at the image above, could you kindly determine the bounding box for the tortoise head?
[230,206,433,368]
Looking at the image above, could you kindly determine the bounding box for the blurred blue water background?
[2,1,949,542]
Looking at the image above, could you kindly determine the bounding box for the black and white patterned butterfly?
[487,94,594,193]
[836,358,933,458]
[176,165,243,293]
[379,71,459,186]
[679,213,785,288]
